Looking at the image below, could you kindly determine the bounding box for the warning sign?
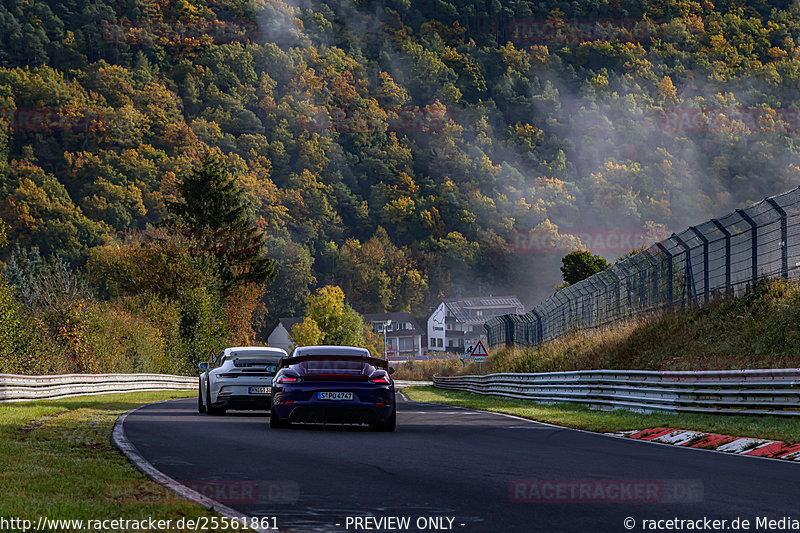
[471,341,488,357]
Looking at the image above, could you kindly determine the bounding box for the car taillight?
[277,376,300,383]
[371,377,390,384]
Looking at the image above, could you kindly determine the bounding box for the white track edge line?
[111,399,274,533]
[403,395,800,467]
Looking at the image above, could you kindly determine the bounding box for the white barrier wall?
[433,369,800,415]
[0,373,196,402]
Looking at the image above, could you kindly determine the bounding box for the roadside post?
[381,320,392,359]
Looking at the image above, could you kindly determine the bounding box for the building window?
[476,310,483,317]
[437,338,443,347]
[448,339,453,347]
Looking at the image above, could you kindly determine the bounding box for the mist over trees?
[1,0,800,371]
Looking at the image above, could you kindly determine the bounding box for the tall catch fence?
[486,186,800,347]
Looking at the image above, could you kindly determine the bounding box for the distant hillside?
[3,0,800,322]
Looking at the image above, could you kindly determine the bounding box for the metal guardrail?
[433,369,800,416]
[486,186,800,347]
[0,373,196,402]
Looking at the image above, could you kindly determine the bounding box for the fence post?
[617,261,635,316]
[689,226,709,304]
[766,197,789,279]
[672,234,698,309]
[607,269,621,320]
[711,218,732,297]
[654,243,673,309]
[736,208,758,286]
[531,308,543,344]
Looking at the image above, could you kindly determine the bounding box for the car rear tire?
[269,413,290,429]
[269,399,290,428]
[197,381,206,414]
[374,404,396,432]
[206,385,226,416]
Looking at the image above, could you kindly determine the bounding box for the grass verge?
[404,386,800,443]
[0,391,245,532]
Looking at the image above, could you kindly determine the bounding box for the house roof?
[276,317,303,331]
[441,296,524,325]
[271,314,424,338]
[362,311,424,336]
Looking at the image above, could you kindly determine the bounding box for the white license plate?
[249,386,271,394]
[318,392,353,401]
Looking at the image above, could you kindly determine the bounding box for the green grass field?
[404,386,800,443]
[0,391,247,532]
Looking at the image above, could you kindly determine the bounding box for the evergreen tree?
[166,151,276,292]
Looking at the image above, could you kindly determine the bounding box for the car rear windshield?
[233,358,280,370]
[303,359,365,375]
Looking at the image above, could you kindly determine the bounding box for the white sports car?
[198,346,289,415]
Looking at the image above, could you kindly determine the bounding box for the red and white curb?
[608,428,800,461]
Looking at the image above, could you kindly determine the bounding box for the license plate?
[318,392,353,401]
[249,386,271,394]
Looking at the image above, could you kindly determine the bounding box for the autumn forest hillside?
[1,0,800,373]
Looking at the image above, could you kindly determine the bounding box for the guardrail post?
[766,197,789,279]
[736,208,759,287]
[711,218,732,297]
[689,226,710,304]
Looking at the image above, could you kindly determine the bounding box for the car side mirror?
[198,362,209,370]
[388,367,395,375]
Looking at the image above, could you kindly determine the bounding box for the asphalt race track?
[122,395,800,533]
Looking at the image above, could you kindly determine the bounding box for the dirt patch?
[19,410,70,435]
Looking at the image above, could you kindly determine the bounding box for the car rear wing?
[278,354,389,370]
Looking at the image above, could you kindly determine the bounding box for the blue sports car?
[269,345,396,431]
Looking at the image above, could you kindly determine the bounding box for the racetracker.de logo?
[103,480,299,505]
[301,105,456,133]
[660,108,800,133]
[508,18,662,44]
[0,107,103,132]
[102,19,259,45]
[509,479,704,503]
[509,229,649,254]
[116,229,263,257]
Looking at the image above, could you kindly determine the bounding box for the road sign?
[471,341,488,357]
[472,356,486,363]
[464,340,477,355]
